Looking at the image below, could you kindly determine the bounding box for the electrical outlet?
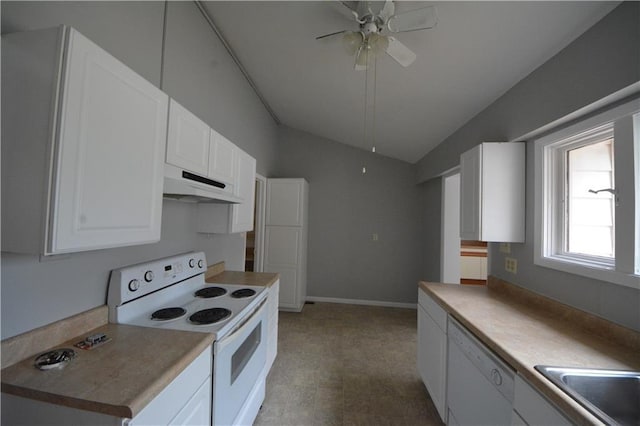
[499,243,511,254]
[372,233,379,242]
[505,257,518,274]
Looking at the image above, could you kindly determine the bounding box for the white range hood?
[163,163,242,204]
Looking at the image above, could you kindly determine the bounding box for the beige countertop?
[420,278,640,425]
[1,309,214,419]
[205,262,279,287]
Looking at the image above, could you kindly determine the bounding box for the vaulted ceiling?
[201,1,618,163]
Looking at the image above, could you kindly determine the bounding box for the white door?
[166,98,210,176]
[50,28,168,254]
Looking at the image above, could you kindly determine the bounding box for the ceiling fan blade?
[387,5,438,33]
[340,1,359,14]
[385,36,416,67]
[315,30,347,40]
[379,0,395,23]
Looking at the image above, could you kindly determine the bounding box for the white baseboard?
[305,296,416,309]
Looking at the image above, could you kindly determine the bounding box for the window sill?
[534,256,640,289]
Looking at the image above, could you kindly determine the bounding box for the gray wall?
[1,1,279,338]
[418,179,442,283]
[275,126,422,304]
[416,2,640,331]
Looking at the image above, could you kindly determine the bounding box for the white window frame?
[534,99,640,289]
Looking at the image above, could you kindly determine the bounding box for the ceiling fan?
[316,1,438,70]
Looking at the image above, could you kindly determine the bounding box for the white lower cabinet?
[417,289,448,422]
[2,26,167,255]
[512,374,572,426]
[265,280,280,375]
[1,347,212,426]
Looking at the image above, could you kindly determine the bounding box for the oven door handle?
[216,298,267,351]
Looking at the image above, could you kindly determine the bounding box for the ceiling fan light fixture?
[368,33,389,55]
[342,31,365,56]
[355,43,371,68]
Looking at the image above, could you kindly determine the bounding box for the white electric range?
[107,251,268,426]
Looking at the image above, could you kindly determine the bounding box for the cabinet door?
[417,293,447,422]
[265,227,301,266]
[513,375,572,425]
[208,129,236,184]
[231,149,256,232]
[265,281,280,374]
[460,145,482,240]
[268,266,298,309]
[50,28,168,254]
[266,180,305,226]
[168,378,212,426]
[166,99,210,175]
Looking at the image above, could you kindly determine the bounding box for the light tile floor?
[255,302,445,426]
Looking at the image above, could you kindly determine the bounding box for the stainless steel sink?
[535,365,640,426]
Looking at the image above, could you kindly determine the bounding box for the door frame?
[253,174,267,272]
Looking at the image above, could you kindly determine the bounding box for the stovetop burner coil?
[231,288,256,299]
[195,287,227,298]
[151,307,187,321]
[189,308,232,325]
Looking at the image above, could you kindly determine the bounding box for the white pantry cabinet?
[196,147,256,233]
[460,142,525,242]
[264,179,308,312]
[417,289,448,422]
[166,99,210,176]
[1,26,168,255]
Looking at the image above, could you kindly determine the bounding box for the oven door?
[213,298,267,426]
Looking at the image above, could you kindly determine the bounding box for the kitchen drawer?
[419,289,447,331]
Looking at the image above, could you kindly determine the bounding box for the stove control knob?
[128,279,140,292]
[144,271,154,282]
[188,258,195,268]
[197,259,204,268]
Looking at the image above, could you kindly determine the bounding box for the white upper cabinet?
[1,26,168,255]
[196,146,256,234]
[460,142,525,242]
[208,129,237,185]
[231,148,257,232]
[166,98,210,176]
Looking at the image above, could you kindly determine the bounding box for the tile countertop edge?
[419,279,640,426]
[205,262,280,287]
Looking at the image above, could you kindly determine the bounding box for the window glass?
[566,138,615,257]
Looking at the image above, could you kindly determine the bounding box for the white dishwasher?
[446,317,515,425]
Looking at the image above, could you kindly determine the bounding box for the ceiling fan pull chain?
[362,51,369,174]
[372,55,377,154]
